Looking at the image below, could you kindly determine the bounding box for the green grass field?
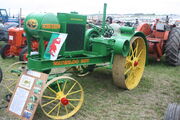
[0,56,179,120]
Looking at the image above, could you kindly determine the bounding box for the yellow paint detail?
[53,59,90,66]
[56,91,65,99]
[42,24,60,29]
[80,59,89,63]
[70,18,83,21]
[26,19,38,30]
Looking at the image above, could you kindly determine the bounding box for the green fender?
[112,35,130,57]
[117,26,148,64]
[133,31,149,64]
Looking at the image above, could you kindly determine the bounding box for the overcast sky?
[1,0,180,16]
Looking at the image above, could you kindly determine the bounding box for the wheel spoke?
[57,80,61,92]
[137,66,141,69]
[5,78,17,81]
[130,72,135,84]
[11,73,19,77]
[69,102,76,109]
[65,106,68,114]
[137,49,143,58]
[42,99,57,107]
[65,82,77,95]
[126,67,133,78]
[43,95,56,100]
[57,103,61,116]
[48,103,60,115]
[125,57,132,66]
[62,80,67,93]
[130,44,135,58]
[132,48,136,59]
[8,81,17,88]
[48,86,57,94]
[124,66,133,75]
[68,99,81,101]
[126,57,132,63]
[66,90,82,96]
[134,41,139,57]
[135,66,142,72]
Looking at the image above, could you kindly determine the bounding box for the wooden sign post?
[7,70,48,120]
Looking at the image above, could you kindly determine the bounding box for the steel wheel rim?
[124,37,146,90]
[40,76,84,120]
[3,61,27,93]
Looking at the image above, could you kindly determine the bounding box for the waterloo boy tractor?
[4,3,147,119]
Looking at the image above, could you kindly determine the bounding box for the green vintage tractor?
[4,4,147,119]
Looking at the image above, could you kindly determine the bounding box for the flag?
[44,33,67,60]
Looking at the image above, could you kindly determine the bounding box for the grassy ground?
[0,56,179,120]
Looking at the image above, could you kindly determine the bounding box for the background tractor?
[0,8,29,61]
[137,16,180,66]
[3,3,147,119]
[0,9,8,23]
[0,26,39,61]
[0,22,18,42]
[0,27,27,60]
[0,9,19,24]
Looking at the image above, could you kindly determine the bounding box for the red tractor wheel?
[19,47,28,61]
[1,44,14,59]
[165,27,180,66]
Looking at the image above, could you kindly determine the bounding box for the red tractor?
[0,27,27,61]
[137,17,180,66]
[0,27,39,61]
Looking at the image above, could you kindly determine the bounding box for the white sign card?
[9,87,29,115]
[27,70,41,78]
[19,75,35,90]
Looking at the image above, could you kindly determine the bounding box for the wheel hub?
[56,91,69,105]
[56,91,64,99]
[134,61,138,67]
[61,97,69,105]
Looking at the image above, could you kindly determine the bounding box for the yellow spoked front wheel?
[112,37,146,90]
[3,61,27,93]
[40,76,84,120]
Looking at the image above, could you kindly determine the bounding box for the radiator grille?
[66,24,85,51]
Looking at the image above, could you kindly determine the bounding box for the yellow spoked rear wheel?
[40,76,84,120]
[3,61,27,93]
[112,37,146,90]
